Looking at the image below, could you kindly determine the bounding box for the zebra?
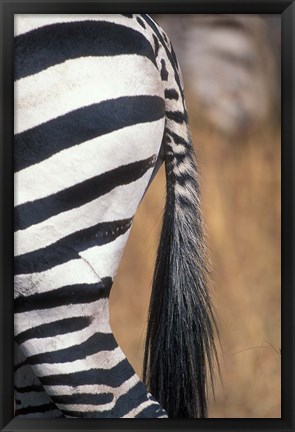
[14,13,217,419]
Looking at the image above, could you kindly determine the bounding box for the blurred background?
[110,14,281,418]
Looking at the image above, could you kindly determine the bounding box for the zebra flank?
[14,13,217,418]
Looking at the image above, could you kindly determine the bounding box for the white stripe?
[15,55,160,134]
[56,401,115,414]
[14,299,111,335]
[14,14,146,37]
[44,374,139,397]
[55,403,108,414]
[52,377,144,414]
[122,399,161,418]
[18,316,112,356]
[173,158,194,176]
[14,258,102,298]
[32,347,125,376]
[79,230,130,280]
[166,117,187,141]
[15,119,164,205]
[15,170,150,257]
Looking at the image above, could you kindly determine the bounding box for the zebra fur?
[141,15,218,418]
[14,14,218,418]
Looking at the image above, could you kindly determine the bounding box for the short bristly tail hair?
[143,29,218,418]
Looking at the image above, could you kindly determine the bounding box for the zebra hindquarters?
[14,15,167,418]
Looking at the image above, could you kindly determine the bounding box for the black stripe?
[166,110,187,124]
[177,195,192,209]
[141,15,187,113]
[14,218,132,275]
[160,59,169,81]
[162,32,169,44]
[52,392,113,406]
[40,358,134,387]
[60,381,159,418]
[108,381,151,418]
[174,152,191,167]
[136,17,146,29]
[15,403,57,415]
[15,155,156,232]
[174,172,195,187]
[14,278,112,314]
[164,89,179,100]
[28,331,117,365]
[171,45,180,72]
[166,127,188,146]
[15,20,156,80]
[14,384,44,393]
[15,96,165,172]
[14,359,28,372]
[153,34,160,58]
[15,316,94,345]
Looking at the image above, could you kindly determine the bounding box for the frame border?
[1,1,294,431]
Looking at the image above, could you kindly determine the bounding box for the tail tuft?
[143,120,218,418]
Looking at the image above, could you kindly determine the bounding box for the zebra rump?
[14,13,218,419]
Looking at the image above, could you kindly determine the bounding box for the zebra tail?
[143,85,218,418]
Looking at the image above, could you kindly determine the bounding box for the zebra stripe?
[15,56,160,134]
[15,96,164,171]
[15,156,156,232]
[14,13,217,419]
[15,316,95,344]
[14,13,169,418]
[14,20,156,80]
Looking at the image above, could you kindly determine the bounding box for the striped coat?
[14,14,217,418]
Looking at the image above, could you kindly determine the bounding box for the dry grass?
[109,99,281,418]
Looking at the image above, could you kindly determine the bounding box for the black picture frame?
[0,1,293,431]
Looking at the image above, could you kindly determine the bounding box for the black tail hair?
[143,87,218,417]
